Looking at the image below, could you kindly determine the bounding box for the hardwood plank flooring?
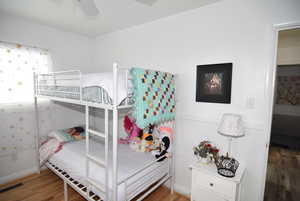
[0,170,189,201]
[264,146,300,201]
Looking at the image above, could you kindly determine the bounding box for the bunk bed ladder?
[85,105,109,201]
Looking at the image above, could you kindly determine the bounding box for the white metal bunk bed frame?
[34,63,175,201]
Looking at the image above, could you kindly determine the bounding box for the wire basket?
[215,155,239,178]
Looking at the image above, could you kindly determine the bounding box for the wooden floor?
[0,169,189,201]
[264,146,300,201]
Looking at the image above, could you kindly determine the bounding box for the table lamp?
[216,113,245,177]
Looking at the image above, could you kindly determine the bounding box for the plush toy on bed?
[67,126,85,141]
[152,126,173,161]
[129,137,142,152]
[129,123,159,152]
[120,115,142,144]
[140,124,160,152]
[140,124,154,144]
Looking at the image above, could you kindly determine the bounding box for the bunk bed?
[34,63,175,201]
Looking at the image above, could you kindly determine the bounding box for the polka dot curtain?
[0,41,52,157]
[0,41,51,103]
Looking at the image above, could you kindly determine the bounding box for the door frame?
[261,22,300,201]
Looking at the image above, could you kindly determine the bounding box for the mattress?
[48,140,169,201]
[38,72,132,105]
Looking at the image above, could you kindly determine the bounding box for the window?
[0,41,51,104]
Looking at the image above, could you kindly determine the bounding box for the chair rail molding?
[180,114,264,132]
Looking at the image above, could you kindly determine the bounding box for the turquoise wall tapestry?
[131,68,175,129]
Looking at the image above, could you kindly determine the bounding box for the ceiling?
[0,0,220,37]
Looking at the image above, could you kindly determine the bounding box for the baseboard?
[0,167,39,185]
[174,183,190,197]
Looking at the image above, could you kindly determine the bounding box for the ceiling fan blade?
[136,0,158,6]
[77,0,99,16]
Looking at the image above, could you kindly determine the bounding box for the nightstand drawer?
[191,187,231,201]
[192,168,236,199]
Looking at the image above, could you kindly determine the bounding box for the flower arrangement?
[193,140,219,164]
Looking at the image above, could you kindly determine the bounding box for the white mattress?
[82,72,129,105]
[48,140,169,201]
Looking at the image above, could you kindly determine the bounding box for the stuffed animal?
[139,124,156,152]
[123,115,132,134]
[129,136,149,152]
[148,124,155,134]
[148,136,160,151]
[141,133,153,145]
[152,126,173,162]
[120,115,141,144]
[129,124,156,152]
[129,137,141,152]
[140,124,155,144]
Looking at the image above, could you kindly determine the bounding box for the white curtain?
[0,41,53,158]
[0,41,51,103]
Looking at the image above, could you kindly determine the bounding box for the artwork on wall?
[196,63,232,103]
[276,76,300,105]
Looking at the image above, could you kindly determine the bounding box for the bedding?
[40,127,86,165]
[48,128,85,143]
[39,138,62,165]
[48,130,75,143]
[38,72,132,105]
[47,140,169,201]
[130,68,176,129]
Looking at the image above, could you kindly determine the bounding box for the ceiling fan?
[75,0,99,17]
[57,0,159,17]
[136,0,159,6]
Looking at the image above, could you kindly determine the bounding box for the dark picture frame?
[196,63,232,104]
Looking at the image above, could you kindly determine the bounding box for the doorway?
[264,28,300,201]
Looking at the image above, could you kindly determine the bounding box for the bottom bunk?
[45,140,171,201]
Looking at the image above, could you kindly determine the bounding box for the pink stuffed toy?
[124,115,133,134]
[119,115,141,144]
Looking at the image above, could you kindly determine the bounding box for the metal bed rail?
[34,67,133,110]
[126,162,170,201]
[46,162,102,201]
[35,70,83,101]
[117,154,172,201]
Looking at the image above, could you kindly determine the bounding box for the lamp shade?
[218,113,244,137]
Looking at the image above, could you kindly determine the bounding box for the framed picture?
[196,63,232,103]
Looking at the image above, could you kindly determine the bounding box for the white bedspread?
[48,140,168,201]
[82,72,128,105]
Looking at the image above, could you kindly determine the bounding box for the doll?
[152,126,173,161]
[67,126,85,140]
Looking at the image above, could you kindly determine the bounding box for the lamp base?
[215,155,239,178]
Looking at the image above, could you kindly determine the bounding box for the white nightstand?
[190,163,245,201]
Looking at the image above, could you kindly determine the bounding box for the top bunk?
[34,63,133,110]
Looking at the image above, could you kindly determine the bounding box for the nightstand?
[190,163,245,201]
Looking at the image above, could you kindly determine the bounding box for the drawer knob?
[209,183,214,187]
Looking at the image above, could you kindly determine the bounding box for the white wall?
[1,0,300,200]
[92,0,300,201]
[0,12,91,183]
[0,12,94,72]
